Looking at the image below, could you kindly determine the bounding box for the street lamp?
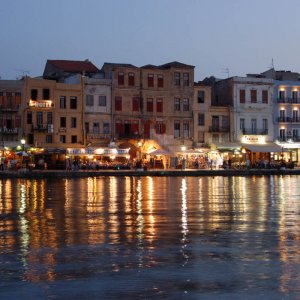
[21,138,26,151]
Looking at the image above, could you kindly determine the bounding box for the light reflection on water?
[0,176,300,299]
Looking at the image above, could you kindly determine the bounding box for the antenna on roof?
[270,58,275,69]
[222,67,230,78]
[14,69,30,79]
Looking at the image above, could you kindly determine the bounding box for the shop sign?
[241,135,265,144]
[29,100,53,108]
[0,127,18,134]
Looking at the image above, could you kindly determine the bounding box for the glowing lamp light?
[181,146,186,151]
[95,148,104,155]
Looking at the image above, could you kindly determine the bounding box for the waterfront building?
[101,61,195,160]
[83,76,112,147]
[260,68,300,162]
[0,80,24,148]
[23,76,83,168]
[213,76,281,164]
[193,82,230,147]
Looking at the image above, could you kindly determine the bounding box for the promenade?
[0,167,300,179]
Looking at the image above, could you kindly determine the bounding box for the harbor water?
[1,175,300,299]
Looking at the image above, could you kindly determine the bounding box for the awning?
[242,143,283,153]
[216,143,241,152]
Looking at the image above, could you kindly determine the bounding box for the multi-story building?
[213,76,282,163]
[101,61,195,155]
[259,68,300,162]
[193,82,230,147]
[0,80,24,148]
[101,62,140,141]
[84,76,112,147]
[23,76,83,167]
[141,62,195,153]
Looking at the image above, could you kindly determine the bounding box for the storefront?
[66,147,130,170]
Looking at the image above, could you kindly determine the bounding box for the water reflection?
[1,176,300,298]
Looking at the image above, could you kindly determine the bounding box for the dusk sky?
[1,0,300,81]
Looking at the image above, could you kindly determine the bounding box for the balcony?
[87,133,111,140]
[116,133,142,139]
[242,129,268,135]
[0,127,19,135]
[32,124,48,131]
[0,105,20,112]
[277,97,300,104]
[209,126,230,132]
[277,117,300,123]
[277,136,300,142]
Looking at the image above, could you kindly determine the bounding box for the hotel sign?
[241,135,266,144]
[29,100,53,108]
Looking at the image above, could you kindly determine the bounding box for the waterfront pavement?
[0,167,300,178]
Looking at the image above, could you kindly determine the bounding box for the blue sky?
[1,0,300,81]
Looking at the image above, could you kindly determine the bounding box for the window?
[293,109,298,121]
[251,90,257,103]
[262,119,268,134]
[71,117,77,128]
[292,91,298,101]
[60,117,66,128]
[15,92,21,106]
[183,121,189,138]
[262,90,268,103]
[31,89,38,100]
[93,122,99,133]
[157,75,164,87]
[293,129,299,139]
[37,111,43,126]
[85,122,89,134]
[251,118,257,133]
[155,121,166,134]
[279,128,286,140]
[6,92,12,107]
[174,98,180,111]
[118,72,124,85]
[156,98,163,113]
[212,134,219,143]
[71,135,77,143]
[183,98,189,111]
[15,116,21,127]
[146,98,153,112]
[47,112,52,124]
[43,88,50,100]
[60,135,66,143]
[280,109,285,121]
[174,121,180,138]
[46,135,52,143]
[60,96,66,109]
[198,91,205,103]
[222,116,229,129]
[148,74,154,87]
[132,97,140,112]
[27,111,32,124]
[198,113,205,126]
[103,123,110,134]
[115,96,122,111]
[198,131,205,143]
[99,96,106,106]
[183,73,189,86]
[70,96,77,109]
[174,72,180,86]
[128,72,135,86]
[279,90,285,99]
[86,95,94,106]
[240,118,245,131]
[240,90,245,103]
